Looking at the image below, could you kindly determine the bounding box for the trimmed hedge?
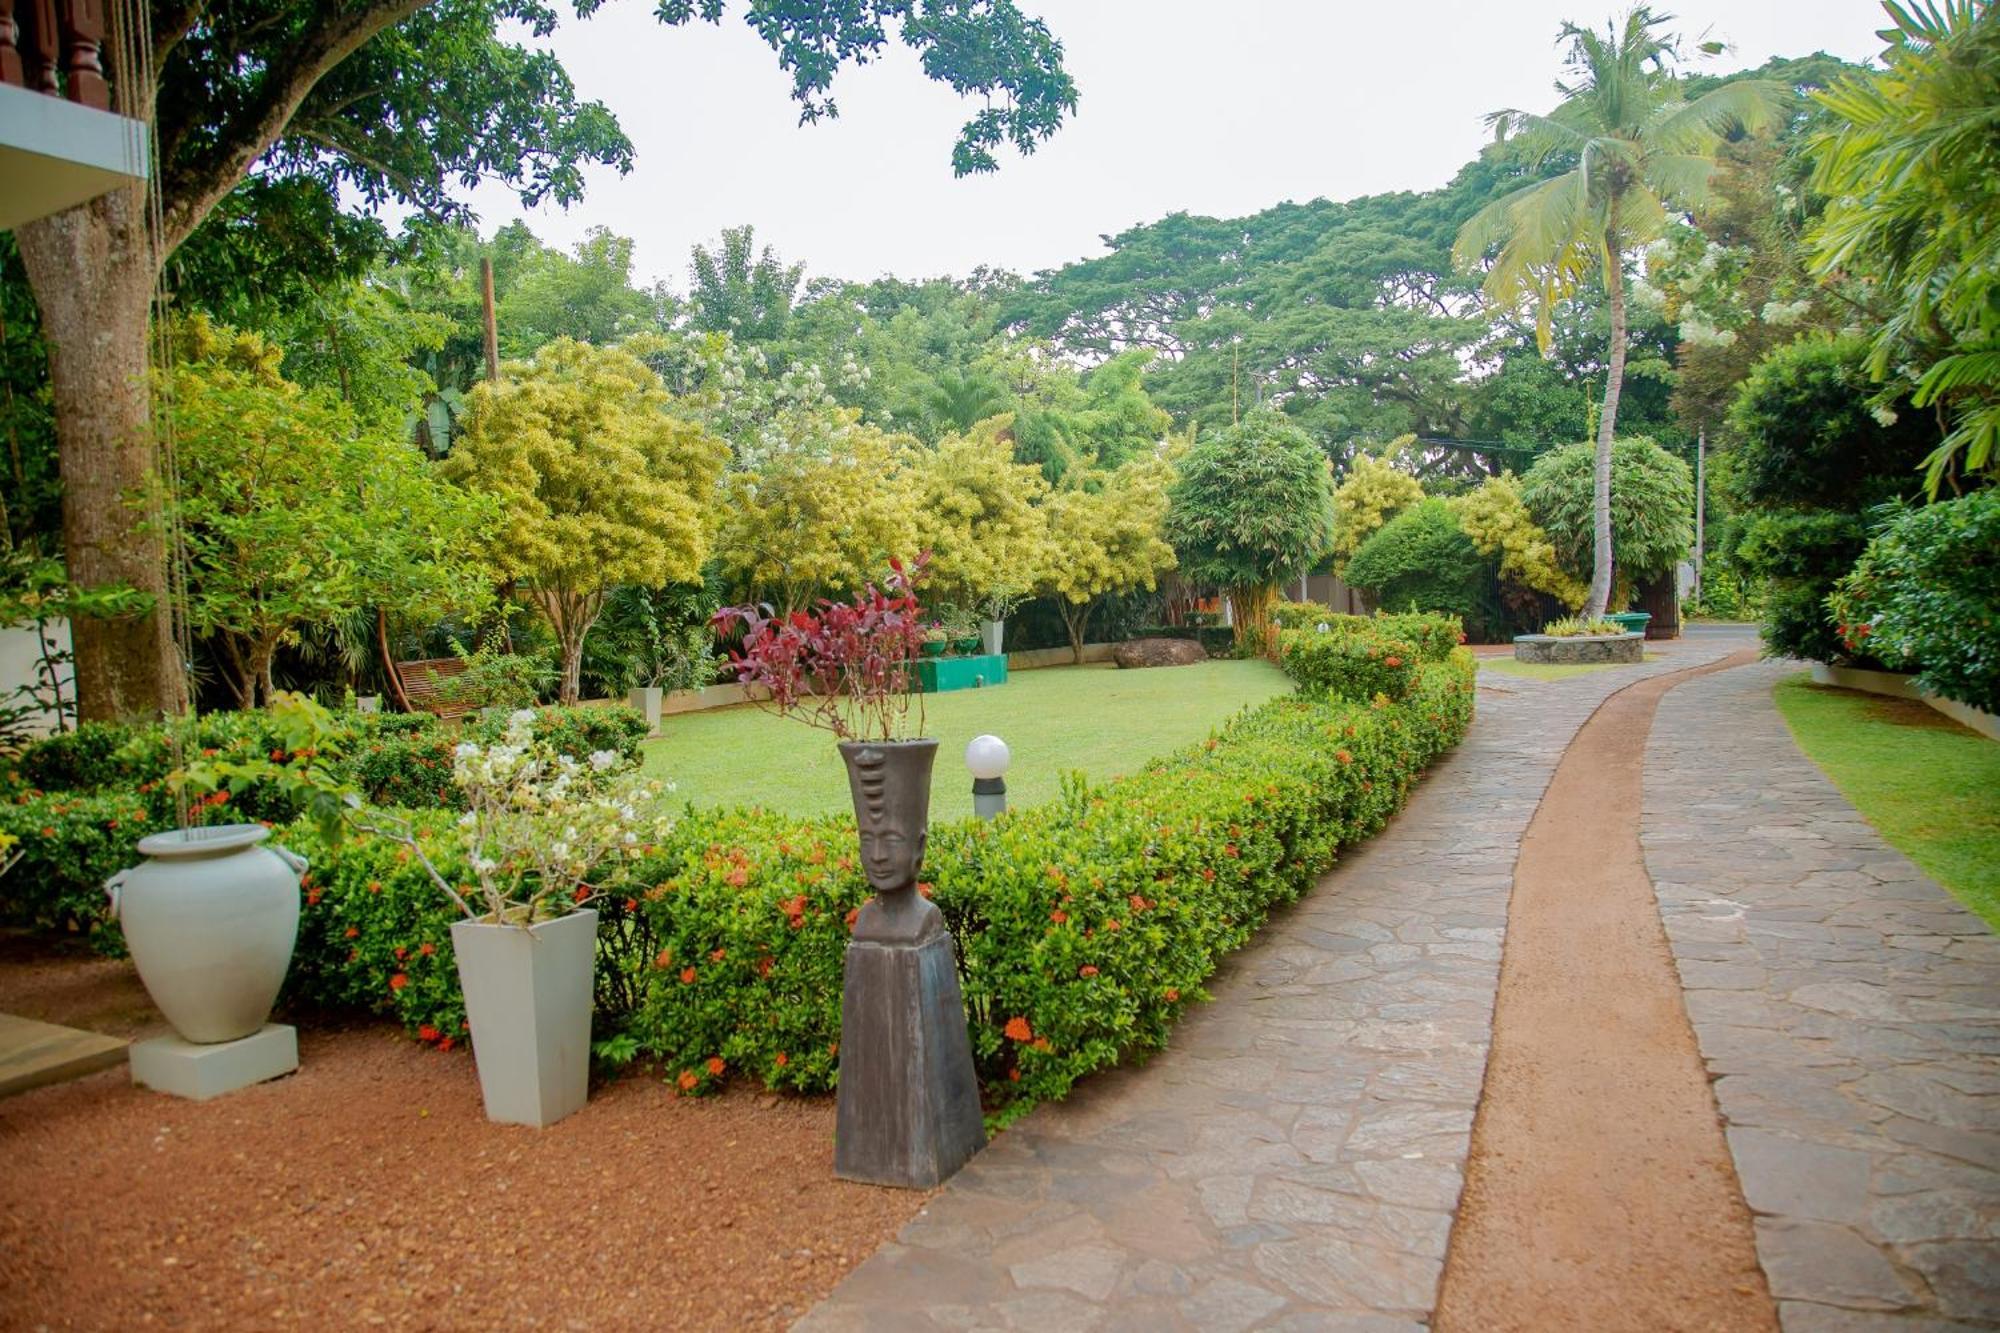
[1278,628,1420,702]
[279,648,1476,1118]
[0,703,650,953]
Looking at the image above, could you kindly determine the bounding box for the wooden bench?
[393,657,475,719]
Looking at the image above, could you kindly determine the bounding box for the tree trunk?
[1227,584,1276,656]
[1061,599,1093,665]
[15,190,185,722]
[377,607,412,711]
[1585,212,1628,622]
[536,585,602,706]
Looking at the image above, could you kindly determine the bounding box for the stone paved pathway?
[799,635,1749,1332]
[1644,660,2000,1331]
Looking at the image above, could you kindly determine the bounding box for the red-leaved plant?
[713,555,932,742]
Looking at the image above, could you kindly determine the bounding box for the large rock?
[1114,636,1209,669]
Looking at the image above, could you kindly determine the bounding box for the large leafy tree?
[905,419,1051,612]
[18,0,1076,723]
[1037,458,1177,663]
[714,419,920,615]
[1451,7,1781,618]
[1807,0,2000,493]
[1166,412,1336,650]
[169,319,493,707]
[443,339,729,703]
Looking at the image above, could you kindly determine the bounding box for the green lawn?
[1775,673,2000,930]
[642,659,1293,820]
[1479,653,1660,682]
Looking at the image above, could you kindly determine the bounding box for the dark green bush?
[10,721,142,792]
[0,789,162,952]
[1344,500,1497,631]
[1831,490,2000,712]
[1724,334,1937,660]
[1518,438,1694,593]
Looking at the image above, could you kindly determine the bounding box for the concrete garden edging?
[1513,632,1645,665]
[1807,662,1999,741]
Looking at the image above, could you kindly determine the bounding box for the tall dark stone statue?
[833,738,987,1188]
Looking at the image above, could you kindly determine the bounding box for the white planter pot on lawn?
[628,685,663,736]
[981,619,1005,657]
[451,908,598,1128]
[107,823,304,1044]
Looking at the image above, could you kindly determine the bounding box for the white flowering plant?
[355,709,672,924]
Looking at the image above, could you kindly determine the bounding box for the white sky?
[456,0,1892,290]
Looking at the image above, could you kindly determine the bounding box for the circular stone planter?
[1513,632,1645,665]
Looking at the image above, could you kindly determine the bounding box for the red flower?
[1079,965,1099,978]
[655,949,673,969]
[437,1036,455,1052]
[1337,749,1353,764]
[394,947,407,961]
[1008,1068,1021,1082]
[709,948,726,963]
[845,906,861,931]
[623,897,638,913]
[679,966,697,985]
[367,880,381,895]
[419,942,435,957]
[774,1052,789,1068]
[706,1056,726,1076]
[1031,1037,1052,1052]
[1105,919,1121,932]
[306,889,322,906]
[418,1025,440,1042]
[1049,909,1068,924]
[1385,656,1403,668]
[677,1070,699,1091]
[1004,1016,1033,1042]
[1165,988,1180,1002]
[1223,844,1239,858]
[1129,894,1150,911]
[757,956,774,978]
[389,973,408,991]
[725,867,749,888]
[343,926,359,939]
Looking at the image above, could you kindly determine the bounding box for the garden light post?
[966,734,1010,821]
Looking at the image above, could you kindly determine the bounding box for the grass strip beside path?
[1774,673,2000,930]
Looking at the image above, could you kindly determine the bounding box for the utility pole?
[481,257,500,383]
[1694,426,1706,604]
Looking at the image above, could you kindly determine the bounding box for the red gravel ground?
[0,938,925,1331]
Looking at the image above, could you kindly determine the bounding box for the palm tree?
[919,369,1012,437]
[1453,8,1782,618]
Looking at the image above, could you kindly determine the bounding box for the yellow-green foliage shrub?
[1330,451,1425,572]
[1452,473,1588,609]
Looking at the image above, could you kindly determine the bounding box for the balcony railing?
[0,0,111,112]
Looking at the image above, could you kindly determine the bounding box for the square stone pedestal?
[130,1024,297,1100]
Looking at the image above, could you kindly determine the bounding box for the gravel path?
[0,962,924,1332]
[1434,649,1774,1332]
[798,634,1753,1331]
[1644,661,2000,1330]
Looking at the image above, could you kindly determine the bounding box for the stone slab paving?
[1644,660,2000,1332]
[799,636,1751,1332]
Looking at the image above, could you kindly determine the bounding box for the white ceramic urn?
[107,823,305,1044]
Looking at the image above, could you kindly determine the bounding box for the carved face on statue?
[848,745,929,897]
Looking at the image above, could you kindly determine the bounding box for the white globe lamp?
[965,734,1011,819]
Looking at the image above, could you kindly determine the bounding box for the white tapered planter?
[627,685,663,736]
[980,619,1005,657]
[107,823,304,1044]
[451,908,598,1128]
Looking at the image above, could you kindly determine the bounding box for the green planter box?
[1606,611,1652,635]
[915,654,1008,693]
